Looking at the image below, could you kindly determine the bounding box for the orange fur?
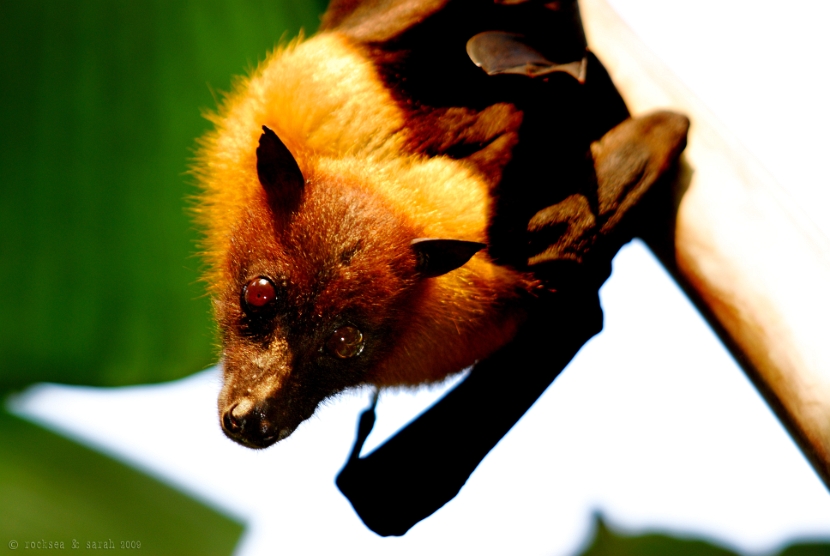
[194,31,541,445]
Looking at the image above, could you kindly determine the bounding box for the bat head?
[215,127,484,448]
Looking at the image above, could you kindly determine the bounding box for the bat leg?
[593,110,690,235]
[527,193,596,266]
[526,110,689,288]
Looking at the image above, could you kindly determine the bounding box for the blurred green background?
[0,1,324,553]
[0,0,325,392]
[0,1,827,554]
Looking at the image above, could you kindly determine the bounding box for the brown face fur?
[216,167,424,448]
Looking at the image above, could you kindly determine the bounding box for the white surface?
[609,0,830,240]
[9,1,830,555]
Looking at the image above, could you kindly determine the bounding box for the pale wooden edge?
[580,0,830,487]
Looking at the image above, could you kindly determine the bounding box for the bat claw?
[467,31,587,82]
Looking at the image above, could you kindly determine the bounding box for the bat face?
[214,126,499,448]
[215,155,421,447]
[197,33,538,449]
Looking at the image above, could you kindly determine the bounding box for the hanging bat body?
[195,0,688,452]
[197,32,536,448]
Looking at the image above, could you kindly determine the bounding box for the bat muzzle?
[220,398,294,449]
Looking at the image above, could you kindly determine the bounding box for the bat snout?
[220,398,292,449]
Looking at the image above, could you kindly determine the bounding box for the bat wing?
[338,287,604,536]
[329,0,689,536]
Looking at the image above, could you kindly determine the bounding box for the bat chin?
[223,423,295,449]
[220,415,299,449]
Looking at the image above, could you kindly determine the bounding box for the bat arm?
[581,0,830,488]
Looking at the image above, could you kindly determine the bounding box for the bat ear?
[257,125,305,215]
[411,238,486,278]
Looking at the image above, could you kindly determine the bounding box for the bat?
[194,0,688,535]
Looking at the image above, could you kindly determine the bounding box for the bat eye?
[326,325,364,359]
[242,277,276,311]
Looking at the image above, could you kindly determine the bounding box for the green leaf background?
[0,1,324,552]
[0,0,326,391]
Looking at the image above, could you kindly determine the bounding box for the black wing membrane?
[337,289,604,536]
[328,0,689,536]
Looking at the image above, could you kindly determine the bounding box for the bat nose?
[221,399,280,448]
